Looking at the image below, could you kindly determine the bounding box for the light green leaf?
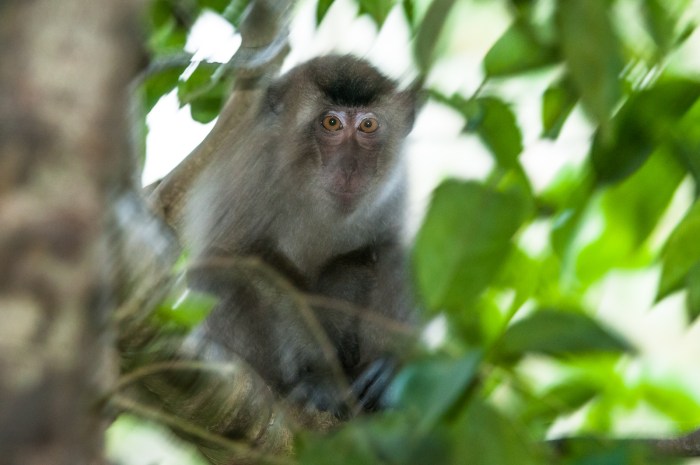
[658,201,700,300]
[413,180,529,312]
[496,309,633,362]
[484,19,558,77]
[469,97,523,169]
[557,0,623,126]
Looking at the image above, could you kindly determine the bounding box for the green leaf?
[297,426,377,465]
[452,400,542,465]
[469,97,523,169]
[642,0,677,53]
[524,377,599,425]
[576,148,684,285]
[198,0,230,13]
[413,0,458,75]
[154,289,217,329]
[658,201,700,300]
[402,0,415,28]
[147,0,189,54]
[557,0,623,126]
[496,309,633,362]
[389,352,481,431]
[143,64,188,112]
[177,62,232,123]
[542,75,578,140]
[591,79,700,184]
[413,180,529,312]
[640,380,700,426]
[316,0,335,25]
[687,264,700,321]
[484,19,558,77]
[358,0,395,28]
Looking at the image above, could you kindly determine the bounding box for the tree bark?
[0,1,145,464]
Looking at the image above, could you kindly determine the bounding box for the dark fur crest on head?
[308,55,398,107]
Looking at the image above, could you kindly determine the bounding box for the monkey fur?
[164,55,417,417]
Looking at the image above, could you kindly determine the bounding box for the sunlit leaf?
[591,79,700,184]
[557,0,623,126]
[414,0,458,74]
[154,289,217,329]
[389,352,481,431]
[316,0,335,25]
[542,75,578,140]
[413,180,529,312]
[658,201,700,300]
[358,0,395,28]
[576,149,684,284]
[640,380,700,427]
[496,309,633,362]
[484,19,558,77]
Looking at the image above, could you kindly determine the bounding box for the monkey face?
[314,108,388,211]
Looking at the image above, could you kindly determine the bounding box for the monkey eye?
[322,115,343,131]
[358,117,379,133]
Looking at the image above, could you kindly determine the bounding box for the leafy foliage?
[130,0,700,464]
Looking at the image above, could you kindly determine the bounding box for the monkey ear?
[263,79,289,115]
[397,84,426,135]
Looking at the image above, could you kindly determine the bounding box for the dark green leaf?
[198,0,230,13]
[413,180,529,312]
[591,79,700,184]
[178,62,232,123]
[524,378,599,425]
[484,19,558,77]
[316,0,335,25]
[402,0,415,28]
[414,0,458,74]
[297,426,377,465]
[542,75,578,139]
[389,353,481,430]
[658,201,700,300]
[496,309,633,362]
[143,64,188,112]
[358,0,395,28]
[557,0,623,126]
[687,264,700,321]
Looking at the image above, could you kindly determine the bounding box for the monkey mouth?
[328,189,364,210]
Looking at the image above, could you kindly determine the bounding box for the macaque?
[156,55,417,417]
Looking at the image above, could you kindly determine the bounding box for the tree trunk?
[0,1,145,464]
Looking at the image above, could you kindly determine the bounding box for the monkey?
[165,55,418,418]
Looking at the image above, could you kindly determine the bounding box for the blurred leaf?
[576,149,684,284]
[414,0,458,74]
[642,0,677,53]
[178,62,232,123]
[413,180,529,312]
[297,425,377,465]
[402,0,415,28]
[542,75,578,139]
[147,0,189,54]
[557,0,623,126]
[668,98,700,190]
[555,438,666,465]
[640,380,700,427]
[198,0,230,12]
[484,19,558,77]
[390,352,481,431]
[658,201,700,300]
[469,97,524,169]
[358,0,395,28]
[591,79,700,184]
[687,264,700,321]
[154,289,217,329]
[452,400,543,465]
[496,309,633,362]
[316,0,335,24]
[496,247,540,314]
[143,64,189,112]
[524,377,599,425]
[222,0,250,27]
